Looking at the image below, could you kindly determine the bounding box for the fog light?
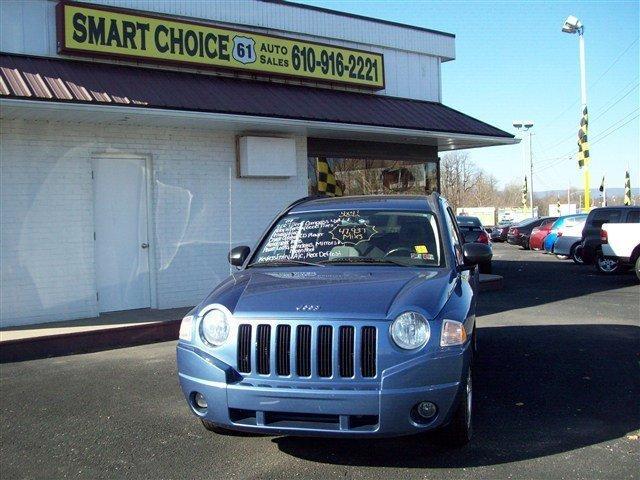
[194,392,208,410]
[416,401,437,419]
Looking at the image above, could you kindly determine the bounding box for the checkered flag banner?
[624,170,632,206]
[577,106,589,168]
[521,176,528,206]
[599,175,605,193]
[316,158,343,197]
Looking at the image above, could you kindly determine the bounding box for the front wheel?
[595,255,620,274]
[442,367,472,447]
[635,256,640,281]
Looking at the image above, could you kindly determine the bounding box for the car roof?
[288,195,438,213]
[587,206,640,217]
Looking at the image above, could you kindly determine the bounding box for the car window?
[626,210,640,223]
[456,216,480,227]
[591,210,621,228]
[445,208,464,264]
[252,209,443,267]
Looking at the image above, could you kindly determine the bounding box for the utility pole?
[528,130,534,218]
[512,121,535,217]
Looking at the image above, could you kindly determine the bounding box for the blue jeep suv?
[177,193,491,446]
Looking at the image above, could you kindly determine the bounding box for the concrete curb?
[479,273,504,292]
[1,275,503,363]
[0,320,180,363]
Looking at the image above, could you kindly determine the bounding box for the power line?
[591,82,639,122]
[591,37,639,88]
[534,113,638,176]
[534,108,639,173]
[590,113,639,147]
[536,37,639,131]
[537,78,639,155]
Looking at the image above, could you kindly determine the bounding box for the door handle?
[141,243,149,249]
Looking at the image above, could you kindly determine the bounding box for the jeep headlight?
[390,312,430,350]
[200,306,231,347]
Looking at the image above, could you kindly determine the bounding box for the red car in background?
[529,218,556,251]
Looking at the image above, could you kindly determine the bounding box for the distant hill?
[534,188,639,199]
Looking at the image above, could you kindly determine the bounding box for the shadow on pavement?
[478,256,638,317]
[273,323,640,468]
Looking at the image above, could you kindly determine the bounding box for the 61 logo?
[232,36,257,64]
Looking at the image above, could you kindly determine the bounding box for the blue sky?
[294,0,639,192]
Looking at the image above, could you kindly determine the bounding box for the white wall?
[0,0,449,101]
[0,118,308,326]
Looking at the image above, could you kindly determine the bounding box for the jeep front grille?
[236,323,377,378]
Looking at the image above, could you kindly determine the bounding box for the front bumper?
[177,344,470,438]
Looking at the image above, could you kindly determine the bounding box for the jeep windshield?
[251,209,443,267]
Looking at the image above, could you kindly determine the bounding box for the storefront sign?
[56,1,385,89]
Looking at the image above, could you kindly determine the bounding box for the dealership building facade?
[0,0,515,326]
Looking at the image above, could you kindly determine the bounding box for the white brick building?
[0,0,515,326]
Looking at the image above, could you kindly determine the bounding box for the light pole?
[562,15,590,212]
[513,121,535,218]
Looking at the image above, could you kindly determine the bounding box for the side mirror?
[461,243,492,268]
[228,246,250,267]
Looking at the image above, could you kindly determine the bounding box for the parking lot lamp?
[562,15,590,212]
[512,121,535,217]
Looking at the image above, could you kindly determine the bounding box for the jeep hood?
[202,267,457,320]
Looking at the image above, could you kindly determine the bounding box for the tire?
[571,245,585,265]
[635,256,640,281]
[595,254,620,274]
[479,262,492,274]
[442,367,473,448]
[556,254,569,260]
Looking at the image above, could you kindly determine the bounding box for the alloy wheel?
[597,257,618,273]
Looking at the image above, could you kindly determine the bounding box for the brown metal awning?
[0,53,513,141]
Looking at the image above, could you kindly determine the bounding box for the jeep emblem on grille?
[296,304,320,311]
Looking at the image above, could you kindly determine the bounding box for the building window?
[306,138,439,197]
[308,157,438,196]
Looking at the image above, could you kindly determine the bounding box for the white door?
[93,156,151,312]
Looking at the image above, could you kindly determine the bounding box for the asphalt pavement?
[1,243,638,479]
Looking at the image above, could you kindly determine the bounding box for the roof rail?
[283,195,327,212]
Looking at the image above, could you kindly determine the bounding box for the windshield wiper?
[319,257,407,267]
[247,259,324,268]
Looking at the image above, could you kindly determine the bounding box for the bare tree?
[440,152,480,211]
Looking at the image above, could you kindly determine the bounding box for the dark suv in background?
[579,206,640,266]
[507,217,558,250]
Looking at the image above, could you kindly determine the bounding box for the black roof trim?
[258,0,456,38]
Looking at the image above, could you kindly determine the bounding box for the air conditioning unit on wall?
[237,136,297,178]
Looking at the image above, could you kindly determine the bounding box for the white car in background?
[600,222,640,279]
